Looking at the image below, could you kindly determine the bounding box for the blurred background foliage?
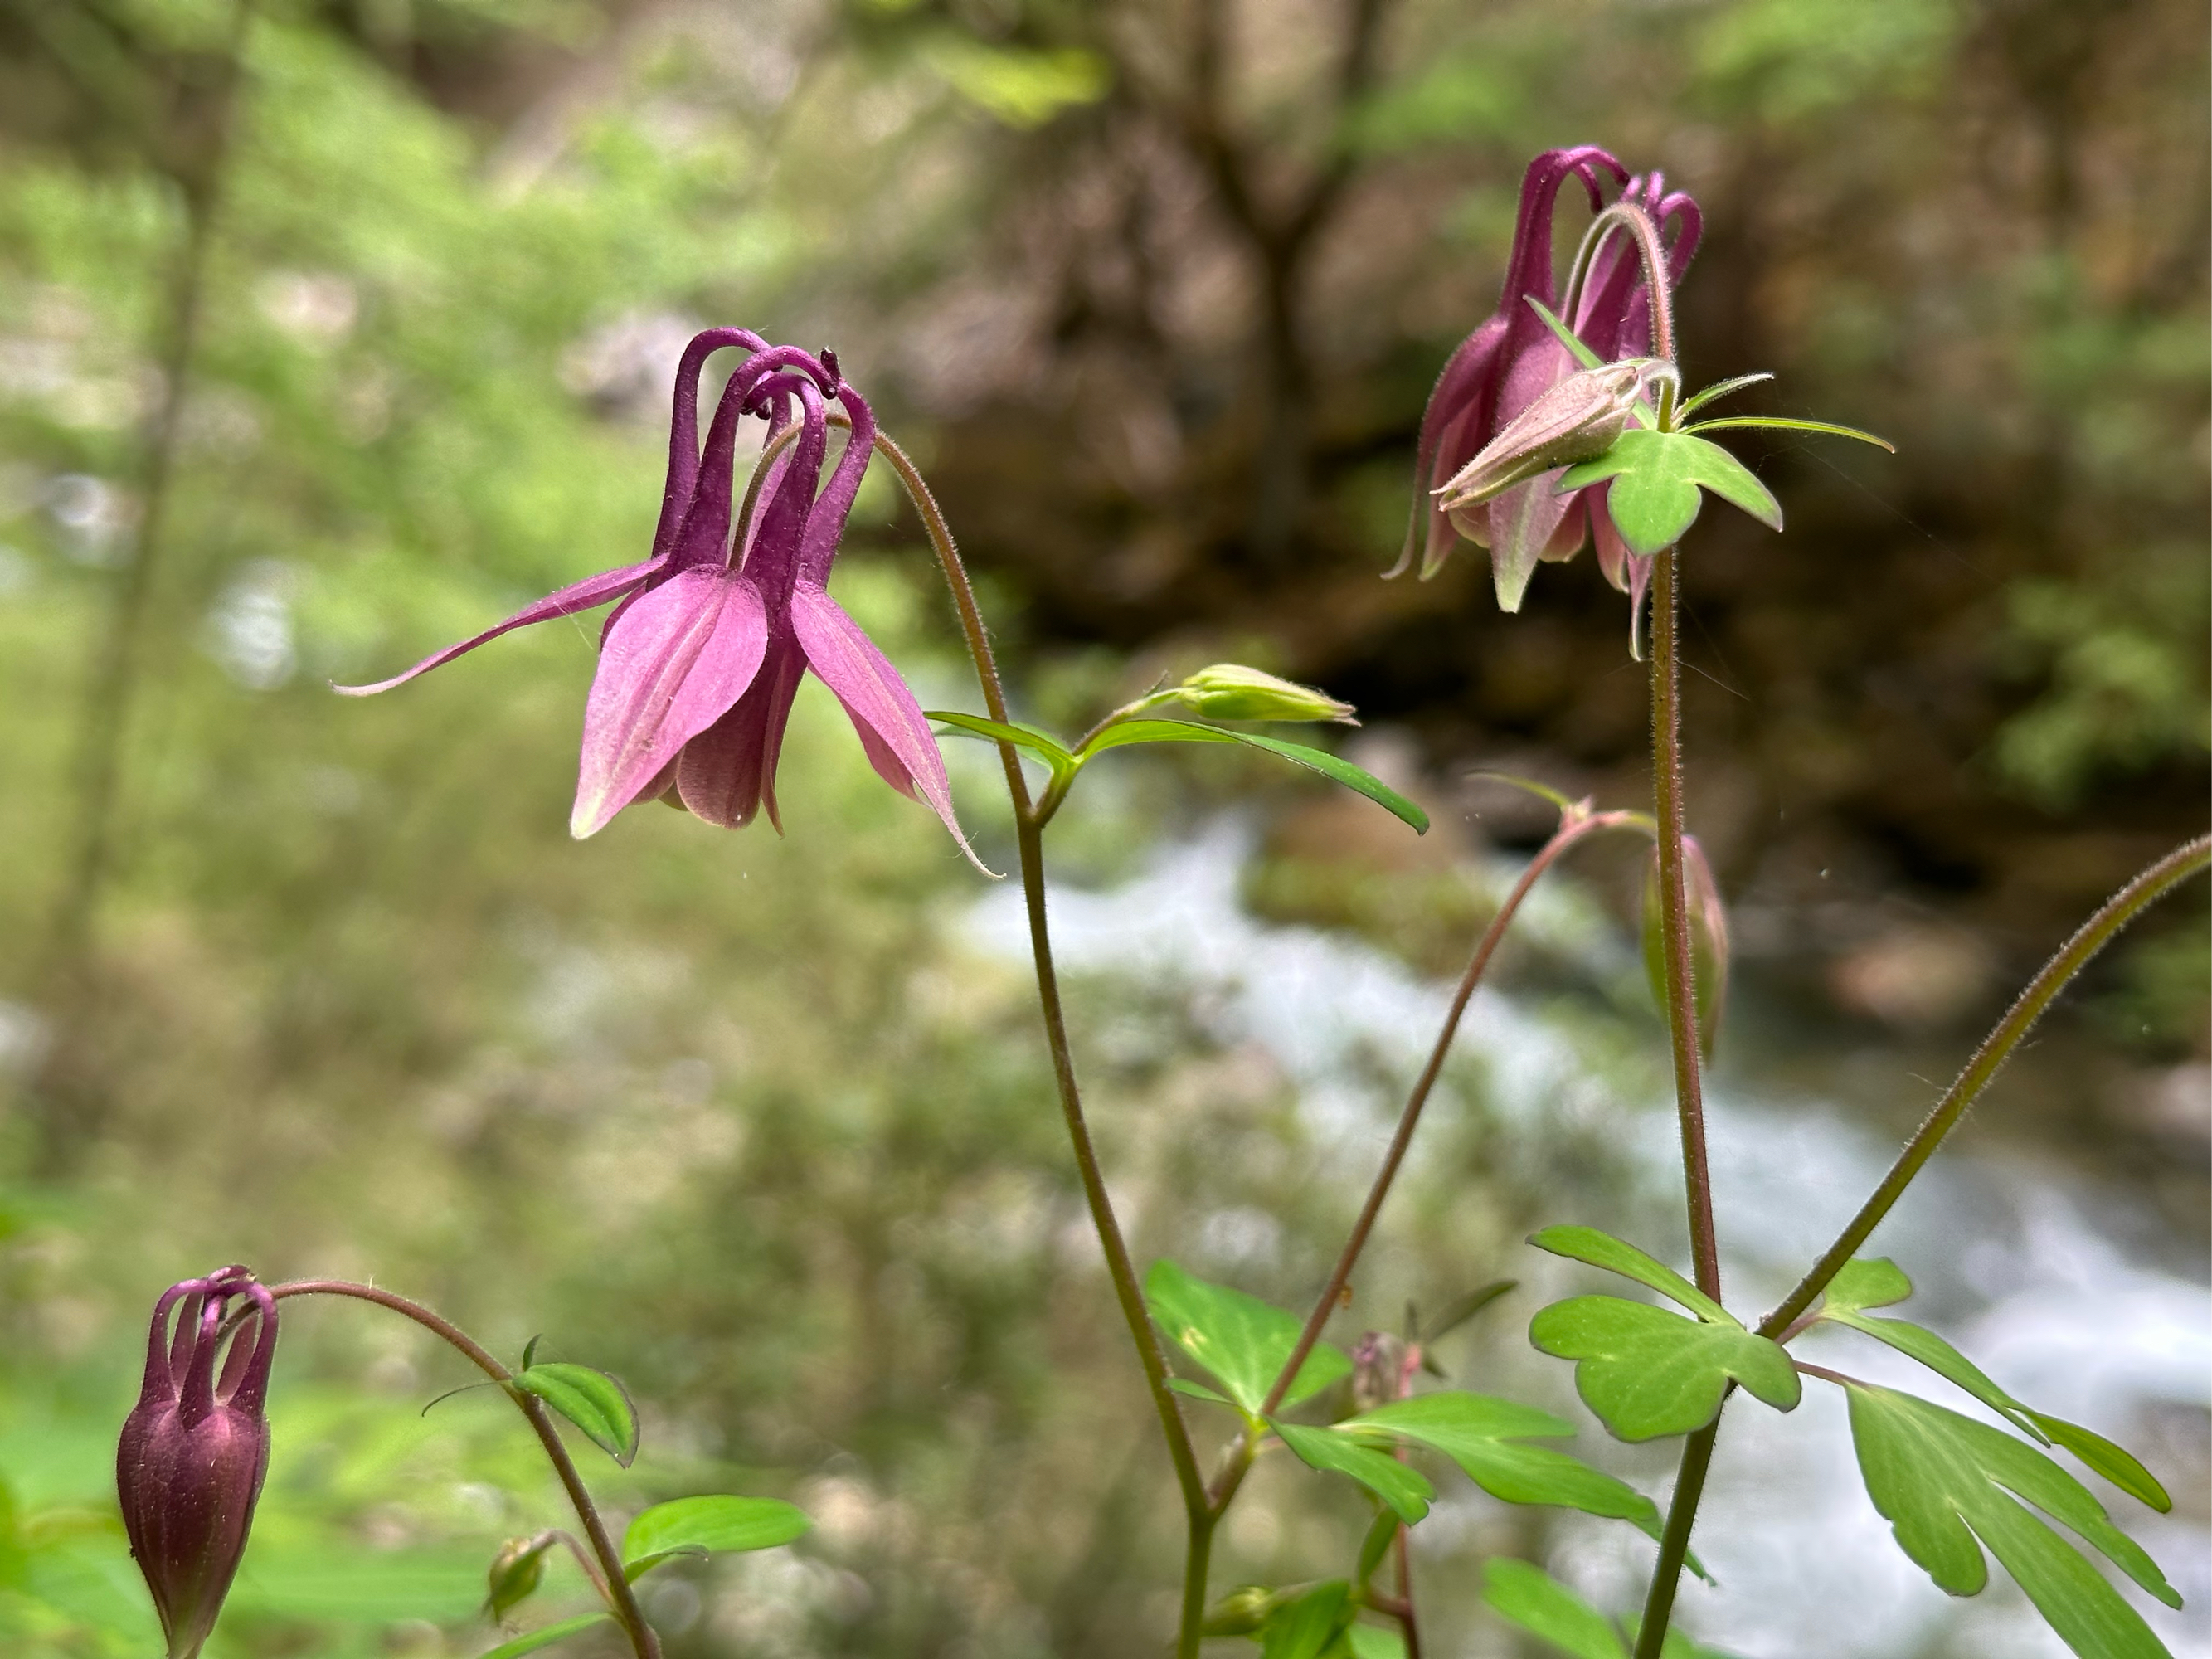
[0,0,2203,1653]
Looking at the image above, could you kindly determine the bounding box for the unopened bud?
[1436,359,1665,524]
[486,1533,556,1621]
[1202,1584,1282,1637]
[1174,664,1357,725]
[118,1267,278,1659]
[1350,1331,1414,1413]
[1641,836,1730,1059]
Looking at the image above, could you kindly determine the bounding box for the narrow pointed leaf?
[1843,1383,2179,1658]
[1684,416,1894,450]
[1531,1297,1800,1441]
[1529,1226,1728,1323]
[1466,770,1581,818]
[1272,1420,1434,1523]
[512,1364,639,1467]
[1351,1393,1665,1540]
[1558,429,1783,554]
[1819,1257,1913,1315]
[476,1613,612,1659]
[925,711,1074,763]
[1675,372,1774,421]
[1145,1260,1351,1413]
[1674,435,1782,531]
[2026,1414,2171,1514]
[1524,297,1605,371]
[622,1495,809,1579]
[1355,1508,1398,1585]
[1346,1623,1407,1659]
[1480,1560,1625,1659]
[1166,1378,1236,1407]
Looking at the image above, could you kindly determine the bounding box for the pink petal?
[675,640,805,830]
[1483,471,1578,612]
[334,559,659,695]
[787,585,990,873]
[570,568,769,838]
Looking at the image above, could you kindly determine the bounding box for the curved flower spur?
[117,1267,279,1659]
[1393,148,1701,612]
[340,334,980,865]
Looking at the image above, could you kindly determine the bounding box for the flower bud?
[1174,664,1357,725]
[118,1267,278,1659]
[1435,358,1662,527]
[486,1533,556,1621]
[1350,1331,1414,1414]
[1201,1584,1282,1637]
[1641,836,1731,1059]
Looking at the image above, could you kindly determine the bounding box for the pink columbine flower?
[341,334,976,863]
[1393,149,1701,612]
[117,1267,278,1659]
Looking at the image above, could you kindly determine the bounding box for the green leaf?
[1260,1581,1354,1659]
[476,1613,612,1659]
[1354,1508,1398,1586]
[2028,1413,2172,1515]
[1814,1259,2170,1509]
[1082,721,1429,834]
[1349,1393,1665,1540]
[1621,1613,1741,1659]
[1844,1383,2180,1658]
[1416,1279,1518,1346]
[1345,1623,1407,1659]
[1166,1377,1236,1407]
[926,710,1076,775]
[1683,415,1894,451]
[1558,430,1782,555]
[1524,297,1605,371]
[512,1364,639,1467]
[520,1335,542,1370]
[1531,1297,1800,1441]
[1466,769,1579,818]
[1675,372,1774,421]
[1480,1560,1625,1659]
[622,1496,809,1579]
[1529,1226,1728,1323]
[1271,1420,1435,1524]
[1145,1260,1352,1413]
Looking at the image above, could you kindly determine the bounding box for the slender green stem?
[270,1281,659,1659]
[1207,806,1648,1525]
[1632,1423,1716,1659]
[1631,547,1721,1659]
[879,439,1212,1656]
[1757,831,2212,1338]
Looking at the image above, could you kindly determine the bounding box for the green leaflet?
[1258,1580,1354,1659]
[1529,1226,1726,1323]
[1482,1562,1733,1659]
[1271,1419,1436,1524]
[1345,1392,1667,1542]
[622,1495,810,1579]
[1844,1383,2180,1659]
[1344,1623,1406,1659]
[1558,429,1782,555]
[1082,720,1428,834]
[1814,1258,2171,1511]
[1530,1297,1800,1441]
[475,1613,611,1658]
[1145,1260,1351,1416]
[511,1363,639,1467]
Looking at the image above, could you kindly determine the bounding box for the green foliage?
[621,1494,810,1577]
[1257,1580,1354,1659]
[1558,430,1782,557]
[1145,1260,1352,1416]
[1814,1258,2170,1511]
[511,1363,639,1467]
[1529,1226,1723,1321]
[1271,1420,1436,1524]
[477,1611,611,1657]
[1843,1382,2180,1658]
[1481,1560,1733,1659]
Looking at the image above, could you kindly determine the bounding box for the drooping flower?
[1393,150,1701,612]
[340,334,976,863]
[117,1267,278,1659]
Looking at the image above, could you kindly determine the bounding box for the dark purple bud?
[118,1267,278,1659]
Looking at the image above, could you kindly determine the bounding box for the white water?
[967,824,2210,1657]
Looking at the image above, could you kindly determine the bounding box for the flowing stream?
[968,824,2210,1658]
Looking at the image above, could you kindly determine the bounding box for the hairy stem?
[1757,832,2212,1337]
[1633,1423,1717,1659]
[1630,547,1720,1659]
[878,436,1211,1655]
[270,1281,659,1659]
[1208,806,1646,1521]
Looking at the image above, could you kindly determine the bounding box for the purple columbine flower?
[1393,149,1701,612]
[117,1267,278,1659]
[340,334,977,864]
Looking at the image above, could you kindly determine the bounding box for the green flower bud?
[485,1534,554,1622]
[1174,664,1357,725]
[1201,1584,1283,1637]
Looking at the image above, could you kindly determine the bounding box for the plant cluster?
[117,146,2205,1659]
